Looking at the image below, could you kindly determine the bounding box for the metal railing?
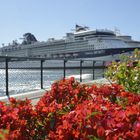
[0,56,107,97]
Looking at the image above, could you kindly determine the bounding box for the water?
[0,69,104,96]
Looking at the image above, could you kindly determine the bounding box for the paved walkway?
[0,89,47,105]
[30,96,44,105]
[82,78,110,85]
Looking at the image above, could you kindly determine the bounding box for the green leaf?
[86,111,101,120]
[48,112,53,117]
[88,135,101,140]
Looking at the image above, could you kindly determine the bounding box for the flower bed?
[0,78,140,140]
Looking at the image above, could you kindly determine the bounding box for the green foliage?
[0,129,8,140]
[105,49,140,94]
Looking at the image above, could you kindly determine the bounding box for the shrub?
[36,78,140,139]
[105,49,140,94]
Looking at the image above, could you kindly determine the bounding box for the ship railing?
[0,56,107,98]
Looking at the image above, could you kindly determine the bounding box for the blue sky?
[0,0,140,46]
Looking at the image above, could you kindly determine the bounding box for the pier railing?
[0,56,107,98]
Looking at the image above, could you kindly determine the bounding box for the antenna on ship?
[114,27,121,35]
[83,24,89,30]
[2,43,5,47]
[71,23,78,32]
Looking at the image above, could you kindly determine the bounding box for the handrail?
[0,56,107,98]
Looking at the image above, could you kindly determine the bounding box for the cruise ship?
[0,25,140,61]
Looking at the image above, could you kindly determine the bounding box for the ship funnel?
[22,33,37,45]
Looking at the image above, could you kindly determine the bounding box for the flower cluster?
[0,98,39,140]
[0,78,140,139]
